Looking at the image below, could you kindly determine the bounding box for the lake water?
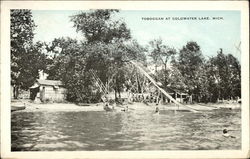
[11,108,241,151]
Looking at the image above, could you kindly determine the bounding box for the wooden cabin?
[165,87,191,103]
[30,79,66,102]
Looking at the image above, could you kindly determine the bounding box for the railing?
[129,60,198,113]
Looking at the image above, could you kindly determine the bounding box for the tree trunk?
[155,65,158,81]
[13,85,19,99]
[114,89,117,101]
[118,89,121,99]
[164,63,167,86]
[13,86,16,99]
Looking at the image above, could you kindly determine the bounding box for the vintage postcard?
[1,1,249,159]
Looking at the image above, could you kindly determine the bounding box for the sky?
[32,10,241,60]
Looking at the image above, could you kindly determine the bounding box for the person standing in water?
[155,103,160,114]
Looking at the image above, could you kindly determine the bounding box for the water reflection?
[11,109,241,151]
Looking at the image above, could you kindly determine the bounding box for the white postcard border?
[1,1,249,159]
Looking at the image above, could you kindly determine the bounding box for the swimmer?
[121,105,128,112]
[104,103,108,109]
[222,129,236,138]
[104,103,112,111]
[155,106,160,114]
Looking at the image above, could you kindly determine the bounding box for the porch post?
[180,93,182,103]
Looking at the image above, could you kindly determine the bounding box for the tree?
[70,9,143,102]
[165,66,187,91]
[111,40,147,98]
[71,9,131,44]
[46,37,84,80]
[46,37,94,102]
[173,41,205,102]
[11,9,38,98]
[83,40,146,101]
[205,57,221,102]
[207,49,241,101]
[226,54,241,99]
[148,38,176,86]
[46,10,146,102]
[17,42,48,88]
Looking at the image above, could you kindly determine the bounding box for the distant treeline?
[11,9,241,103]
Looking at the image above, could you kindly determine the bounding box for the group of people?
[128,92,163,104]
[103,96,236,139]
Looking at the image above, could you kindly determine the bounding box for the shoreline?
[11,99,241,113]
[12,102,105,112]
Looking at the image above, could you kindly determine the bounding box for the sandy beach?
[11,99,241,113]
[11,100,105,112]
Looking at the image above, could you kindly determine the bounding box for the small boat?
[11,104,26,112]
[77,103,91,107]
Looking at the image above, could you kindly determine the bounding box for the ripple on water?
[11,108,241,151]
[34,143,68,150]
[64,141,89,147]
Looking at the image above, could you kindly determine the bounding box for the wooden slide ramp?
[129,61,199,113]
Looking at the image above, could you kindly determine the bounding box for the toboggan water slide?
[92,60,226,112]
[129,61,199,112]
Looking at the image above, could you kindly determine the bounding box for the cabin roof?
[164,86,188,95]
[37,79,63,86]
